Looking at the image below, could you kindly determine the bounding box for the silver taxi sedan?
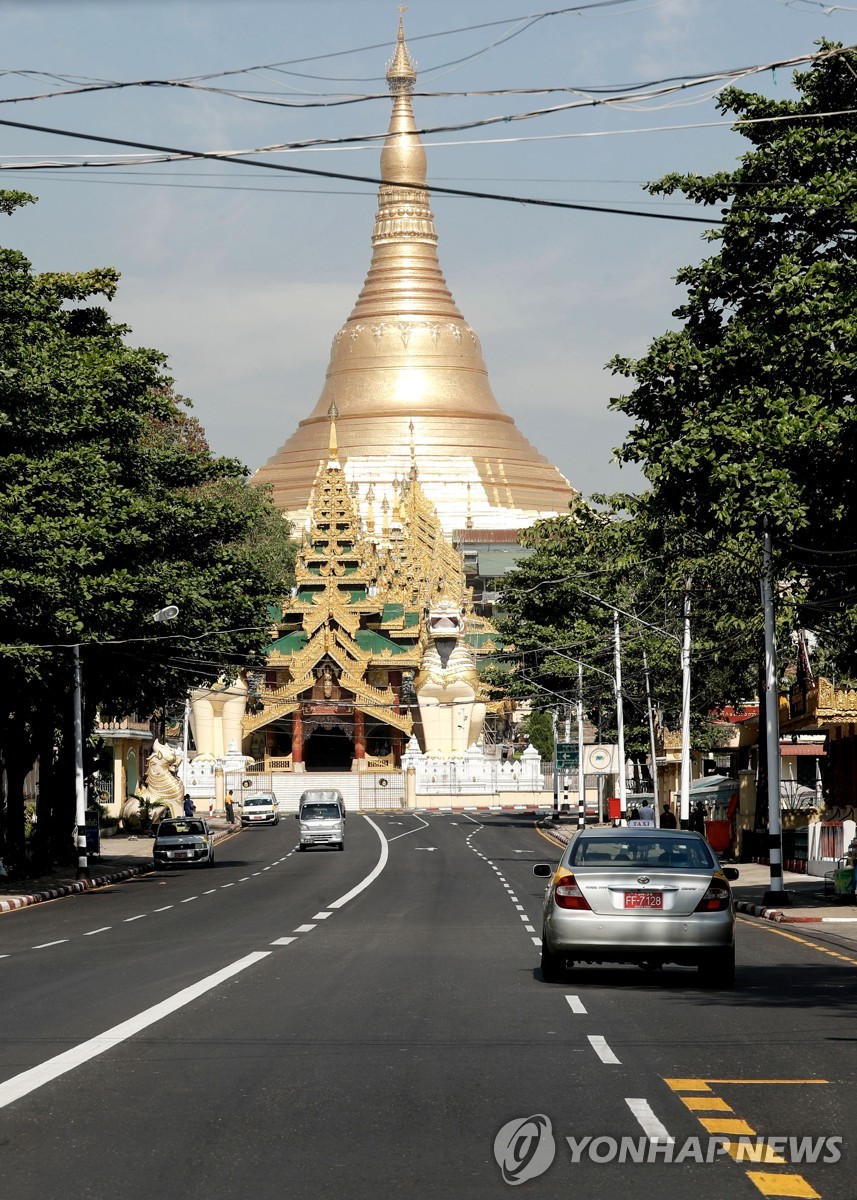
[534,827,738,985]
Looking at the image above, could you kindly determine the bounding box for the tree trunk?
[4,735,34,872]
[755,661,768,830]
[31,724,57,873]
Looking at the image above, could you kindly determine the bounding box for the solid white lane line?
[460,813,483,825]
[123,915,145,923]
[565,995,587,1014]
[180,897,197,904]
[588,1036,621,1065]
[33,940,67,949]
[626,1099,674,1144]
[312,912,333,920]
[0,951,272,1111]
[84,927,111,936]
[328,815,388,910]
[293,924,316,933]
[153,905,173,912]
[271,937,297,946]
[387,814,430,842]
[530,936,542,946]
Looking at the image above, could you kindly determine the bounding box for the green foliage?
[0,193,295,864]
[517,707,554,761]
[606,43,857,685]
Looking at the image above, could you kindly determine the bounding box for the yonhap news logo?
[493,1114,556,1185]
[493,1116,842,1186]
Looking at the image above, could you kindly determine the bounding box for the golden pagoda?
[254,15,575,535]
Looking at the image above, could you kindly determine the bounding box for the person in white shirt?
[639,799,655,824]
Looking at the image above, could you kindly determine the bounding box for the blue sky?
[2,0,854,498]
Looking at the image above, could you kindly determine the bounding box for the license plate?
[251,815,263,820]
[624,891,662,909]
[174,851,189,859]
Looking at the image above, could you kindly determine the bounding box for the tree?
[609,43,857,680]
[0,194,295,870]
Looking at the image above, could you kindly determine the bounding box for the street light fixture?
[73,604,179,880]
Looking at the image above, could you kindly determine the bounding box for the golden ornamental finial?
[387,8,416,92]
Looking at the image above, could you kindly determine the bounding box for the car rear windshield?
[158,821,205,838]
[569,837,715,870]
[301,804,341,819]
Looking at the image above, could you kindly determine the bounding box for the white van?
[296,789,345,851]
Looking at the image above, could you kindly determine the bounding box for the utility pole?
[552,708,559,821]
[642,647,660,827]
[679,582,692,826]
[577,658,585,829]
[613,609,627,823]
[72,644,88,880]
[761,524,788,905]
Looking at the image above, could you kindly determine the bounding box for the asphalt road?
[0,811,854,1200]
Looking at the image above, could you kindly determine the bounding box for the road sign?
[556,743,579,770]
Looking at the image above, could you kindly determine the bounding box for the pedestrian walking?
[225,789,236,826]
[183,793,195,817]
[660,804,678,829]
[690,800,707,835]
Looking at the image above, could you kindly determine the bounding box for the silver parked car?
[296,789,345,851]
[153,818,216,868]
[534,827,738,984]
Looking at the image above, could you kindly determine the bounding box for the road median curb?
[0,826,237,914]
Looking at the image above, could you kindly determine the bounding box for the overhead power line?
[0,113,725,224]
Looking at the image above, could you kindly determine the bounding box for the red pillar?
[354,708,366,761]
[292,707,304,765]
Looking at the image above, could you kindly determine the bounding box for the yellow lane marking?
[738,915,857,967]
[727,1144,787,1164]
[700,1118,757,1136]
[746,1171,820,1198]
[665,1078,712,1092]
[681,1096,734,1112]
[534,824,565,850]
[703,1080,828,1086]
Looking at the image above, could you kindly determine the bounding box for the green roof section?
[265,629,308,655]
[471,547,534,578]
[355,629,409,656]
[266,603,283,622]
[404,610,420,628]
[381,602,404,622]
[466,631,501,649]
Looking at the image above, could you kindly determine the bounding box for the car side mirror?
[533,863,553,877]
[723,867,739,881]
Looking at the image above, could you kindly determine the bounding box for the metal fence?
[358,772,405,809]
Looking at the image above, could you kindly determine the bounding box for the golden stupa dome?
[255,15,575,534]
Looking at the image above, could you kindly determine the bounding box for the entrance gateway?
[227,770,405,812]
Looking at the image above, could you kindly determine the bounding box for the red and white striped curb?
[0,826,237,914]
[0,864,149,914]
[734,899,857,924]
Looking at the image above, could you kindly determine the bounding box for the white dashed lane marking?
[271,937,297,946]
[565,995,587,1014]
[180,897,197,904]
[313,912,333,920]
[33,940,67,949]
[588,1035,621,1065]
[84,927,111,936]
[626,1099,673,1144]
[293,924,316,933]
[123,915,145,923]
[154,905,173,912]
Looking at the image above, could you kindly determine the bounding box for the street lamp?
[73,604,179,879]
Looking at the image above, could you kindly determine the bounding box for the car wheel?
[297,844,306,852]
[540,937,566,983]
[698,945,735,986]
[337,843,344,851]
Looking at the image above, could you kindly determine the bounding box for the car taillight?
[694,881,731,912]
[553,875,592,911]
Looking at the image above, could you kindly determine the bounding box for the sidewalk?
[0,817,239,914]
[730,861,857,924]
